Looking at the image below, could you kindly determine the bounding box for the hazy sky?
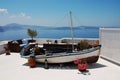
[0,0,120,27]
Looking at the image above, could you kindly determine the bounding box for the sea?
[0,28,99,40]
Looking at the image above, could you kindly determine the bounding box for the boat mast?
[69,11,74,51]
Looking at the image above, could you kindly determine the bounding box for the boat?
[20,11,101,64]
[20,43,101,63]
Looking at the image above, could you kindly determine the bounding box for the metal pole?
[69,11,74,52]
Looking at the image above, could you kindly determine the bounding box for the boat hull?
[20,44,101,64]
[35,49,100,64]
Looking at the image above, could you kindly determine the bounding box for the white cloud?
[20,12,31,19]
[20,12,26,17]
[10,12,31,19]
[0,8,8,15]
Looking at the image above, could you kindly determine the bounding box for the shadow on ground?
[23,62,77,70]
[88,63,107,69]
[23,62,107,70]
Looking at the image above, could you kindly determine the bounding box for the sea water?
[0,28,99,40]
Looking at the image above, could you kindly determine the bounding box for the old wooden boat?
[20,43,101,63]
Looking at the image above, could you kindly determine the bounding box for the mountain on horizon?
[0,23,53,32]
[2,23,119,32]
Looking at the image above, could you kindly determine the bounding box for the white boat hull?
[35,49,100,63]
[20,44,101,64]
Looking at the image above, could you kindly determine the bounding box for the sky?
[0,0,120,27]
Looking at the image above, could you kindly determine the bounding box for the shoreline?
[0,37,99,41]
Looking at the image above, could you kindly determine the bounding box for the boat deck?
[0,53,120,80]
